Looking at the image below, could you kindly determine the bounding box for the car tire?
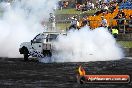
[24,54,29,61]
[23,48,29,61]
[47,51,52,57]
[43,51,52,57]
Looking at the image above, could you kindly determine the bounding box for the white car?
[19,32,66,61]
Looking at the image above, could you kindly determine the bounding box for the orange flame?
[78,65,86,76]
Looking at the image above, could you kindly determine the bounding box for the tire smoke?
[0,0,58,57]
[46,26,124,62]
[0,1,124,62]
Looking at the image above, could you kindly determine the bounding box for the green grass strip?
[117,41,132,48]
[55,8,97,15]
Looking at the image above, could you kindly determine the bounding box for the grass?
[118,41,132,48]
[56,23,70,30]
[0,9,4,17]
[55,8,98,30]
[55,8,97,15]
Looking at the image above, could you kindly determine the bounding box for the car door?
[32,34,45,53]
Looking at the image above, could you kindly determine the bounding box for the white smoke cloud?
[48,26,124,62]
[0,0,124,62]
[0,0,58,57]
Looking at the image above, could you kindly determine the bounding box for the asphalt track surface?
[0,57,132,88]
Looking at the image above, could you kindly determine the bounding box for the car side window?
[47,34,58,42]
[33,34,45,43]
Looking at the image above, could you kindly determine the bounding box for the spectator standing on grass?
[91,2,95,9]
[81,3,87,11]
[101,16,108,27]
[69,16,78,29]
[63,1,68,8]
[49,13,56,31]
[81,16,89,27]
[86,1,91,10]
[76,3,81,11]
[112,26,119,38]
[104,4,109,11]
[58,0,63,10]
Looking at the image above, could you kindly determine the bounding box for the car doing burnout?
[19,32,66,61]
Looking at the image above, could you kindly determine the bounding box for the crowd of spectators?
[94,1,119,15]
[58,0,131,12]
[57,0,132,33]
[75,1,95,11]
[75,0,121,12]
[58,0,69,10]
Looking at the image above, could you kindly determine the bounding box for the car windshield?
[33,33,58,43]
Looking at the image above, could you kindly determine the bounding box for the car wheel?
[23,48,29,61]
[24,54,29,61]
[47,51,52,57]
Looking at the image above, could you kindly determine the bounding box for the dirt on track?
[0,57,132,88]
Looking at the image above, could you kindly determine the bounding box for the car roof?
[42,31,67,35]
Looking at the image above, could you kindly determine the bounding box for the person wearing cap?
[100,16,108,28]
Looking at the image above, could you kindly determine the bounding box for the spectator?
[114,9,126,30]
[119,9,125,18]
[109,3,116,12]
[76,3,81,10]
[111,26,119,38]
[69,16,78,29]
[126,15,132,32]
[104,4,109,11]
[49,13,56,31]
[81,16,89,27]
[58,0,63,10]
[87,1,95,10]
[100,16,108,27]
[114,9,125,20]
[128,15,132,28]
[63,1,69,8]
[81,3,87,11]
[91,2,95,9]
[86,1,92,10]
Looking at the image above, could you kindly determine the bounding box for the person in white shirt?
[101,16,108,27]
[49,13,56,31]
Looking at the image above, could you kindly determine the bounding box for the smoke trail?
[0,0,58,57]
[42,26,124,62]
